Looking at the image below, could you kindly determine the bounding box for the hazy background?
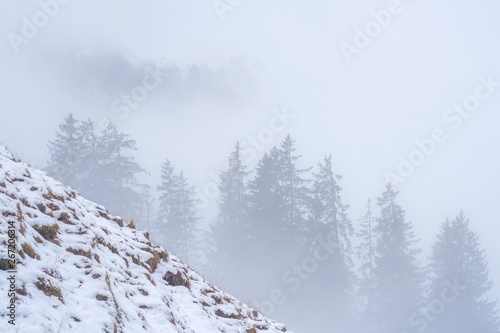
[1,0,499,331]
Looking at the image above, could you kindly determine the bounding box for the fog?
[1,1,499,332]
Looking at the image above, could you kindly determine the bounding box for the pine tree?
[79,119,102,201]
[247,147,283,245]
[95,122,144,219]
[356,199,377,332]
[137,184,156,232]
[427,212,500,333]
[306,154,355,330]
[48,115,145,220]
[211,143,250,272]
[156,159,199,262]
[47,114,84,188]
[371,183,422,333]
[277,134,310,241]
[156,159,176,247]
[245,147,289,295]
[309,155,353,264]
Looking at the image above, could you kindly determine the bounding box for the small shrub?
[112,217,124,227]
[17,284,28,296]
[145,274,156,286]
[92,237,118,254]
[33,224,59,242]
[98,210,110,220]
[42,189,54,200]
[57,212,72,224]
[46,203,60,212]
[215,309,242,320]
[36,203,46,213]
[16,203,23,222]
[22,243,40,260]
[2,210,16,217]
[0,259,11,270]
[163,271,190,289]
[35,278,63,302]
[66,247,92,259]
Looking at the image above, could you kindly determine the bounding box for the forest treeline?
[46,114,499,333]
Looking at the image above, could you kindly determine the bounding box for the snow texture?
[0,146,290,333]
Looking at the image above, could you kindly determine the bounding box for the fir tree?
[356,199,377,333]
[371,183,422,333]
[47,114,84,187]
[48,115,145,220]
[247,147,283,245]
[96,122,144,219]
[309,155,353,265]
[277,134,310,240]
[79,119,102,201]
[156,159,199,262]
[306,155,355,330]
[211,143,250,270]
[428,212,500,333]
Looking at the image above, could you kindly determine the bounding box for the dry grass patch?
[33,224,59,244]
[35,278,63,302]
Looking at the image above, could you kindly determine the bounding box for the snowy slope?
[0,146,290,333]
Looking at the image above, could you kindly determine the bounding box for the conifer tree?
[156,159,199,262]
[48,115,145,220]
[95,122,144,219]
[47,114,84,188]
[79,119,102,201]
[306,155,355,330]
[428,212,500,333]
[211,142,250,270]
[371,183,422,333]
[356,199,377,332]
[247,147,283,245]
[277,134,310,240]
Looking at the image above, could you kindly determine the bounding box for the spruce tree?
[245,147,287,294]
[356,198,377,332]
[47,114,84,188]
[247,147,283,245]
[428,212,499,333]
[307,154,355,330]
[48,115,144,220]
[211,143,250,273]
[277,134,310,241]
[371,183,422,333]
[156,159,199,263]
[309,155,353,263]
[79,119,102,201]
[96,122,144,219]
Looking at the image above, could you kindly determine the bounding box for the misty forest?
[1,2,500,333]
[44,113,500,333]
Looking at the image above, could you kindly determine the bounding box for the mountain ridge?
[0,145,290,333]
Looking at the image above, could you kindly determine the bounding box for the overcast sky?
[1,0,499,310]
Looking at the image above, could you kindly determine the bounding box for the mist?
[1,1,499,332]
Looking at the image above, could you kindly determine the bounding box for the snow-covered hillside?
[0,146,290,333]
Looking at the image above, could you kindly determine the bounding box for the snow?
[0,146,290,333]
